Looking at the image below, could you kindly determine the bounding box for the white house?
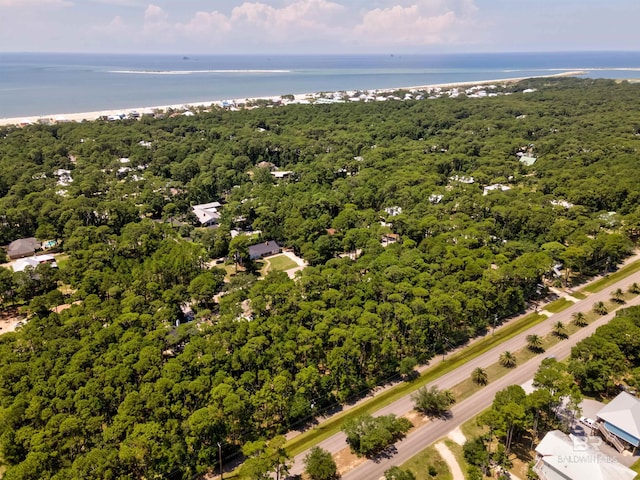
[192,202,222,227]
[12,254,57,272]
[534,430,635,480]
[483,184,512,196]
[595,391,640,454]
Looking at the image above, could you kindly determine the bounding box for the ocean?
[1,51,640,119]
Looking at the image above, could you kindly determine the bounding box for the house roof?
[7,237,40,258]
[520,155,537,166]
[12,254,57,272]
[249,241,280,258]
[597,392,640,440]
[536,430,635,480]
[192,202,222,225]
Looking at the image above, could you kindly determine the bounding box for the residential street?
[288,267,640,478]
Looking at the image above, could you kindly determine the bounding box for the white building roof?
[535,430,635,480]
[270,171,293,179]
[483,184,511,195]
[597,392,640,440]
[192,202,222,225]
[12,254,57,272]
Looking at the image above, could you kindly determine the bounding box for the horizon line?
[3,49,640,56]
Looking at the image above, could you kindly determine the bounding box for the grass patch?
[286,312,547,456]
[570,291,587,300]
[545,297,573,313]
[582,258,640,294]
[630,457,640,476]
[265,254,298,272]
[401,444,452,480]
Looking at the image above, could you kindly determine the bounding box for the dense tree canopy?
[0,77,639,478]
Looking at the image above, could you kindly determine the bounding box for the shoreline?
[0,71,586,127]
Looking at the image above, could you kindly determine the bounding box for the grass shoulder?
[286,311,547,456]
[582,258,640,294]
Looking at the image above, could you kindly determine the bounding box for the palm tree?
[592,301,608,316]
[499,351,517,368]
[611,288,625,304]
[526,334,544,353]
[553,321,567,339]
[628,282,640,295]
[571,311,588,327]
[471,367,488,385]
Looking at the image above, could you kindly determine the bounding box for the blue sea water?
[1,51,639,118]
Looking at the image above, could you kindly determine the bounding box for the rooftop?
[597,392,640,440]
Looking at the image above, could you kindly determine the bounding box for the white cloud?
[85,0,481,53]
[353,1,477,46]
[176,11,231,38]
[144,3,167,23]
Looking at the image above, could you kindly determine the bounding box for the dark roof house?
[248,241,281,260]
[8,237,40,259]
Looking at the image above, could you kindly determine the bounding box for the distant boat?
[183,56,190,60]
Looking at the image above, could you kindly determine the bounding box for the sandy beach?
[0,71,586,127]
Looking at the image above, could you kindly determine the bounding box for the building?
[483,184,512,196]
[595,392,640,453]
[384,206,403,217]
[12,254,57,272]
[192,202,222,227]
[534,430,635,480]
[270,170,293,179]
[248,241,281,260]
[520,155,537,166]
[382,233,400,246]
[7,237,40,259]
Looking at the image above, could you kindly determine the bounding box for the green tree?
[304,447,338,480]
[239,436,290,480]
[526,334,544,353]
[552,321,567,339]
[592,301,608,315]
[412,386,455,417]
[611,288,625,304]
[571,311,588,327]
[229,235,250,273]
[499,351,517,368]
[385,466,416,480]
[471,367,488,385]
[342,414,412,457]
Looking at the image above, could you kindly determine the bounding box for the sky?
[1,0,639,54]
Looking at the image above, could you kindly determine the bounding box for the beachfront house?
[534,430,635,480]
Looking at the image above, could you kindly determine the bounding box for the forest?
[0,77,640,479]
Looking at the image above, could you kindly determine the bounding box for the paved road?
[288,267,640,478]
[341,293,640,479]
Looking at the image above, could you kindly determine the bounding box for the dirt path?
[434,442,465,480]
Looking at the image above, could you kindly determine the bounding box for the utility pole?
[217,442,223,480]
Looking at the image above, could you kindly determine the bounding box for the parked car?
[580,416,596,428]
